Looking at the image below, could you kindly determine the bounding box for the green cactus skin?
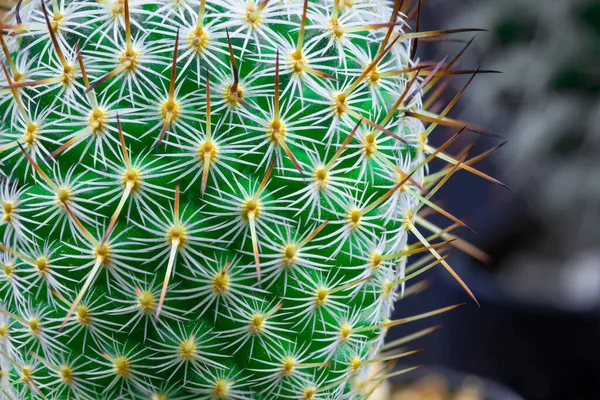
[0,0,483,399]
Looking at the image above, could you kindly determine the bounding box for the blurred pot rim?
[389,364,525,400]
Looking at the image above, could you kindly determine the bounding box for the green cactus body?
[0,0,476,399]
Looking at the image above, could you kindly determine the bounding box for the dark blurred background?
[388,0,600,399]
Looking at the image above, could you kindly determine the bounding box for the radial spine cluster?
[0,0,483,399]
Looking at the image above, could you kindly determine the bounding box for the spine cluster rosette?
[0,0,494,399]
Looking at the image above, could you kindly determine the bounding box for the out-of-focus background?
[385,0,600,399]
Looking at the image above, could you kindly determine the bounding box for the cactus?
[0,0,496,399]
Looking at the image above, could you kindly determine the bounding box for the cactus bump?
[0,0,500,399]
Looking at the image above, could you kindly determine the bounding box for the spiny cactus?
[0,0,498,399]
